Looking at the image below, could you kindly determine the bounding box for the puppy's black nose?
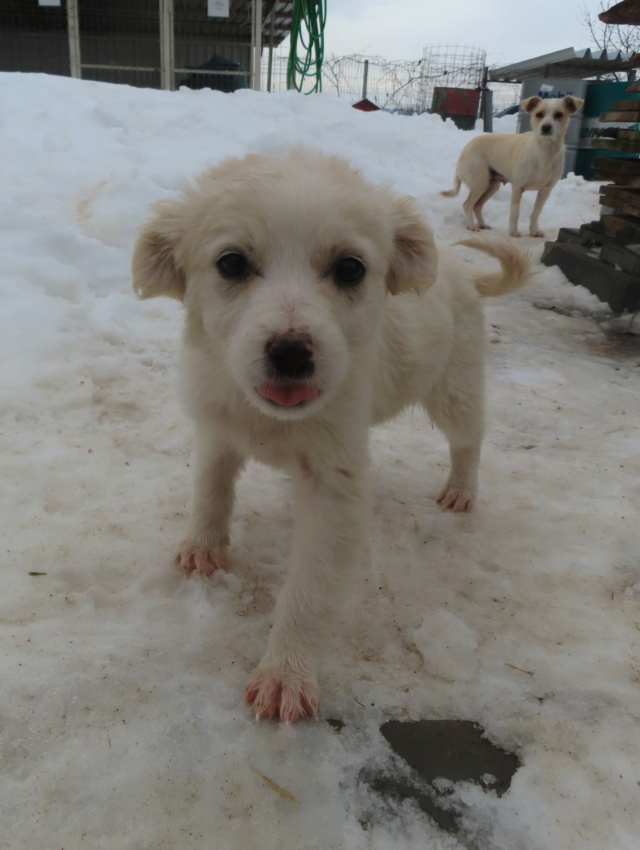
[265,333,315,380]
[540,124,553,135]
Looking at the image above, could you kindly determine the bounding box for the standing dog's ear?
[386,196,438,295]
[132,199,187,301]
[563,95,584,114]
[521,96,542,113]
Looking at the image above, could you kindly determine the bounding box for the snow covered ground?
[1,73,639,849]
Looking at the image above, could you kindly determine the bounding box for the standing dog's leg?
[245,454,368,722]
[175,422,245,577]
[473,179,502,230]
[463,179,491,231]
[529,186,553,237]
[509,186,524,237]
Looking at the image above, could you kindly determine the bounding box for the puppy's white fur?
[440,95,584,237]
[132,149,532,723]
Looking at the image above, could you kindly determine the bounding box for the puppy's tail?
[456,236,533,297]
[439,175,461,198]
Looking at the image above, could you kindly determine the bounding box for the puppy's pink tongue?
[258,382,319,407]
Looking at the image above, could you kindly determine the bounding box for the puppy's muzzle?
[540,123,553,136]
[265,333,315,380]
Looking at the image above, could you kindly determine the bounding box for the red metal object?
[432,87,481,117]
[352,97,380,112]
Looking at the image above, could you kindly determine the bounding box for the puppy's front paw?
[510,230,522,238]
[174,542,229,578]
[530,229,545,238]
[244,666,319,723]
[437,486,475,513]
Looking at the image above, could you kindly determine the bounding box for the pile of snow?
[2,73,638,849]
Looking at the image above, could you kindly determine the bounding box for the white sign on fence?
[38,0,62,6]
[208,0,230,16]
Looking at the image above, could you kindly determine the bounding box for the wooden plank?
[617,128,640,141]
[600,214,640,241]
[601,241,640,274]
[592,157,640,184]
[556,227,583,244]
[594,172,640,187]
[599,110,640,122]
[578,223,622,248]
[600,186,640,214]
[593,156,640,174]
[541,241,640,313]
[592,138,640,153]
[608,99,640,111]
[600,1,640,26]
[592,127,620,138]
[600,185,640,201]
[627,80,640,92]
[608,202,640,218]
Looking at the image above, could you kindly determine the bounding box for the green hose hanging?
[287,0,326,93]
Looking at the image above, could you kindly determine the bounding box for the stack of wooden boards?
[541,80,640,313]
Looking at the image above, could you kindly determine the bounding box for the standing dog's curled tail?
[456,236,533,297]
[439,175,462,198]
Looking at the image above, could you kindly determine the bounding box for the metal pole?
[483,89,493,132]
[67,0,82,79]
[159,0,175,91]
[252,0,262,91]
[481,66,493,132]
[267,5,275,92]
[362,59,369,100]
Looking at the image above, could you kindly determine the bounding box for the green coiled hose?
[286,0,327,93]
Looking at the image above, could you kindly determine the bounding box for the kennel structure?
[0,0,294,92]
[489,47,640,177]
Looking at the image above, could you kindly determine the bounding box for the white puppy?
[440,95,584,237]
[132,150,532,722]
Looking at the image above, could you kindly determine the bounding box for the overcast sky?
[320,1,616,67]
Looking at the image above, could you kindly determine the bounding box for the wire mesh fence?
[265,50,521,116]
[0,4,520,117]
[78,0,161,89]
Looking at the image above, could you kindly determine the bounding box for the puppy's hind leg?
[424,340,485,512]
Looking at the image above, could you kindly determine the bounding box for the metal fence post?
[159,0,175,91]
[481,66,493,132]
[267,6,275,92]
[67,0,82,79]
[362,59,369,100]
[251,0,262,91]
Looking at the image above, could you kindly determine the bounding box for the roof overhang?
[489,47,640,82]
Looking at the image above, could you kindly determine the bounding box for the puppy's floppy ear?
[521,96,542,113]
[386,196,438,295]
[132,199,187,301]
[563,95,584,114]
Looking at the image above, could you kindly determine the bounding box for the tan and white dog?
[132,149,532,722]
[440,95,584,237]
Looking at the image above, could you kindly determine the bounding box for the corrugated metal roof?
[489,47,640,82]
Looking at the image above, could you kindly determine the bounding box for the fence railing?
[264,52,521,116]
[0,0,521,117]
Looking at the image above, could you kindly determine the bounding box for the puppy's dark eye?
[553,111,563,120]
[333,257,365,288]
[535,111,545,119]
[217,252,249,280]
